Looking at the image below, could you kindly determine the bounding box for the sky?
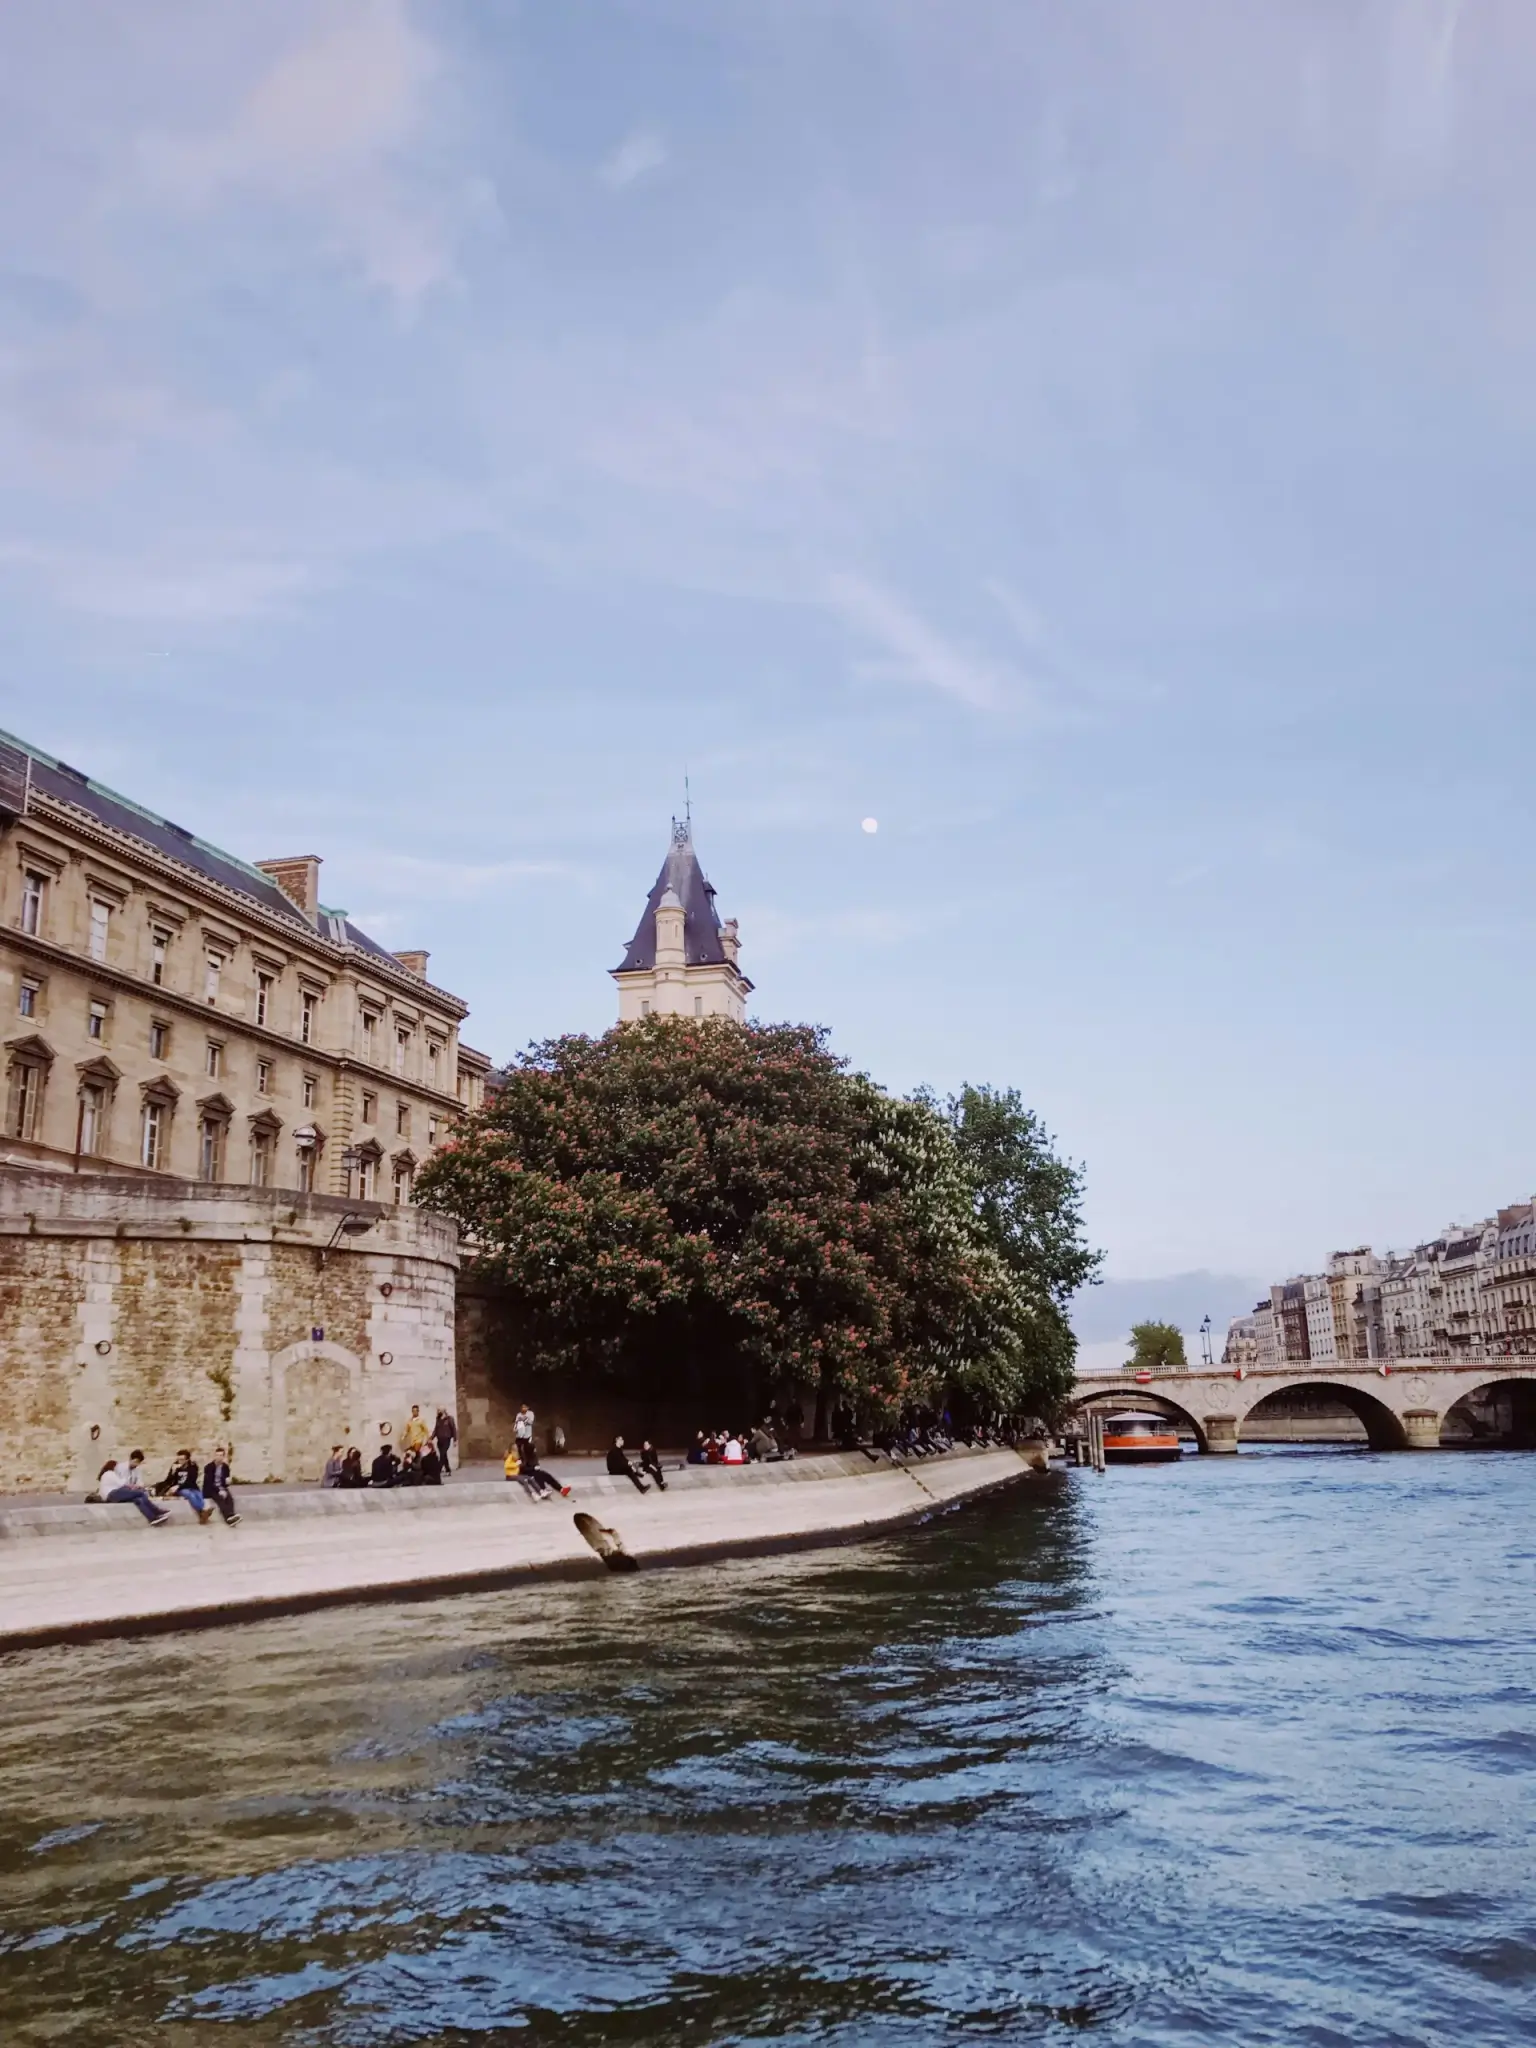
[2,0,1533,1343]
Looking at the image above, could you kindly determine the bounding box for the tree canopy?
[417,1018,1098,1428]
[1129,1321,1187,1372]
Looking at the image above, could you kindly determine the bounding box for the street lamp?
[1199,1314,1213,1369]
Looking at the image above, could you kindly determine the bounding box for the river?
[1,1447,1532,2044]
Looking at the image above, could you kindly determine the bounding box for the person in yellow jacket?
[401,1404,431,1453]
[503,1445,521,1479]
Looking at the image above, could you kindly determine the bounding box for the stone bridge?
[1067,1359,1536,1452]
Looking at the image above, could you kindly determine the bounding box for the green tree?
[937,1084,1104,1416]
[1129,1321,1187,1372]
[416,1019,1083,1427]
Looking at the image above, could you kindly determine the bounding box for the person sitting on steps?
[519,1443,571,1501]
[606,1436,650,1493]
[639,1440,667,1490]
[95,1456,170,1525]
[201,1445,240,1524]
[157,1449,214,1523]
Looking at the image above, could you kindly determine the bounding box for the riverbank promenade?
[0,1444,1042,1652]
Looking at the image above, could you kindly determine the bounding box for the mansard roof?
[615,821,731,973]
[2,726,438,987]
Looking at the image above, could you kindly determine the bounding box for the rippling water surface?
[2,1450,1534,2044]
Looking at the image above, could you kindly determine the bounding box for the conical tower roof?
[615,820,728,972]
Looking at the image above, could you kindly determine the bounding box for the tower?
[612,819,752,1023]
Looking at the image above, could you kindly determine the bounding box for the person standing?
[514,1402,535,1468]
[401,1405,431,1454]
[201,1445,240,1525]
[96,1457,170,1525]
[433,1407,458,1476]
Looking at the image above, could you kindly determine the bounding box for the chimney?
[720,917,740,967]
[392,949,430,977]
[256,855,321,923]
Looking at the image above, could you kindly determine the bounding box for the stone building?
[1486,1202,1536,1356]
[612,819,751,1023]
[0,1166,457,1490]
[0,730,489,1200]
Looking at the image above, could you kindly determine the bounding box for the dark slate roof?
[4,725,392,960]
[615,821,728,972]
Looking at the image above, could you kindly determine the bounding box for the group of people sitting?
[94,1447,239,1526]
[323,1404,459,1490]
[687,1420,795,1465]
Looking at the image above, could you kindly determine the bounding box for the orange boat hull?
[1102,1434,1182,1463]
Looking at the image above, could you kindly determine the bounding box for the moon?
[861,817,879,835]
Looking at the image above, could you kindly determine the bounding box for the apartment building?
[0,732,490,1198]
[1486,1203,1536,1357]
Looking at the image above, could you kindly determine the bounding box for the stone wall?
[0,1166,458,1490]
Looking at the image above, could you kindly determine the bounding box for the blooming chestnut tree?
[417,1018,1092,1427]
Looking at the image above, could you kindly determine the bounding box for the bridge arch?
[1439,1372,1536,1448]
[1242,1377,1408,1453]
[1066,1385,1208,1453]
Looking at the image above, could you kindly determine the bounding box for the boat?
[1101,1410,1183,1464]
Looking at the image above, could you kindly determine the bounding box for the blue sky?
[2,0,1532,1326]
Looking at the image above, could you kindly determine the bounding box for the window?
[88,898,111,963]
[427,1039,441,1084]
[87,999,109,1041]
[396,1101,410,1138]
[150,926,171,986]
[256,972,274,1027]
[198,1115,226,1182]
[360,1009,377,1059]
[358,1154,377,1201]
[205,1040,223,1079]
[6,1060,44,1141]
[256,1059,271,1096]
[394,1027,411,1076]
[302,1074,317,1110]
[428,1115,438,1147]
[296,1146,315,1194]
[693,995,703,1017]
[250,1129,273,1187]
[18,978,38,1019]
[78,1083,106,1157]
[20,870,45,937]
[150,1020,169,1060]
[141,1100,166,1170]
[204,951,223,1005]
[640,1000,652,1017]
[393,1162,412,1206]
[361,1091,376,1125]
[300,990,317,1046]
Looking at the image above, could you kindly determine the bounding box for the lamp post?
[1199,1314,1213,1369]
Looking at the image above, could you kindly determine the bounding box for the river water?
[1,1449,1533,2045]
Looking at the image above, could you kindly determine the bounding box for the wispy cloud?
[824,572,1015,711]
[599,128,668,191]
[136,0,452,304]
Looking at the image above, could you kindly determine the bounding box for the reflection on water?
[1,1450,1534,2044]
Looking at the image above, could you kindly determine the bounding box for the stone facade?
[0,1166,457,1490]
[0,728,490,1201]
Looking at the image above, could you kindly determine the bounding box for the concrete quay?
[0,1444,1043,1653]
